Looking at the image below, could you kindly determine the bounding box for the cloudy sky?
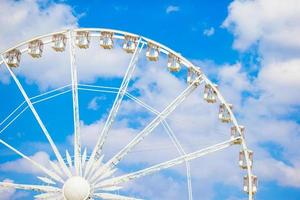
[0,0,300,199]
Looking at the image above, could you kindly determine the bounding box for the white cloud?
[88,96,106,110]
[0,0,77,51]
[126,174,186,200]
[256,158,300,187]
[223,0,300,53]
[0,179,16,200]
[0,0,132,91]
[222,0,300,108]
[0,151,51,175]
[166,5,180,14]
[222,0,300,189]
[203,27,215,37]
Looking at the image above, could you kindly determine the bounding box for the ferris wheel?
[0,28,257,200]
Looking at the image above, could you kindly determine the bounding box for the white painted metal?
[85,38,143,178]
[124,92,194,200]
[81,148,87,168]
[91,77,203,184]
[63,176,90,200]
[94,192,142,200]
[0,182,60,193]
[1,56,72,178]
[0,139,64,183]
[66,150,73,168]
[69,30,82,176]
[0,89,72,135]
[95,138,238,189]
[73,84,197,199]
[34,192,62,199]
[37,176,56,185]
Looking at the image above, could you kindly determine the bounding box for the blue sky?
[0,0,300,199]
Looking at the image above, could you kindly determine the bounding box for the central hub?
[63,176,90,200]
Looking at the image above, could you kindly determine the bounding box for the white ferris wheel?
[0,28,257,200]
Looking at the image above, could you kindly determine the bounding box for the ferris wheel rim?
[0,27,255,200]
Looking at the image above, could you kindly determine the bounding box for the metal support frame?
[69,30,82,176]
[0,182,60,193]
[0,28,255,200]
[90,76,203,184]
[94,192,142,200]
[125,92,193,200]
[85,38,144,178]
[95,138,238,189]
[1,56,72,178]
[0,139,63,183]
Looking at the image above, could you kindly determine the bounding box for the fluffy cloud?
[223,0,300,53]
[203,27,215,37]
[0,0,76,88]
[166,5,180,14]
[0,0,77,51]
[222,0,300,189]
[0,151,51,175]
[0,0,133,91]
[223,0,300,108]
[88,96,106,110]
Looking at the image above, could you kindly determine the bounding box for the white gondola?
[239,150,253,169]
[28,40,43,58]
[5,49,21,67]
[187,67,193,84]
[187,67,202,85]
[204,84,217,103]
[146,42,159,61]
[219,103,232,123]
[100,31,114,49]
[243,175,258,194]
[75,31,90,49]
[52,34,67,52]
[123,35,138,53]
[167,54,181,72]
[231,125,244,144]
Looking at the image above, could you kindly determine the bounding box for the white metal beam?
[34,192,62,199]
[95,138,238,189]
[0,182,60,193]
[0,139,63,183]
[94,192,142,200]
[85,38,144,178]
[1,56,72,178]
[69,30,82,176]
[90,76,203,184]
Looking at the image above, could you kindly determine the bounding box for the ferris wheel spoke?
[90,77,203,184]
[86,38,144,177]
[0,181,61,193]
[0,139,64,183]
[95,138,238,188]
[69,30,82,176]
[0,89,72,137]
[93,192,143,200]
[34,192,63,199]
[1,56,72,178]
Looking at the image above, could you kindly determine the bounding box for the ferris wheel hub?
[63,176,90,200]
